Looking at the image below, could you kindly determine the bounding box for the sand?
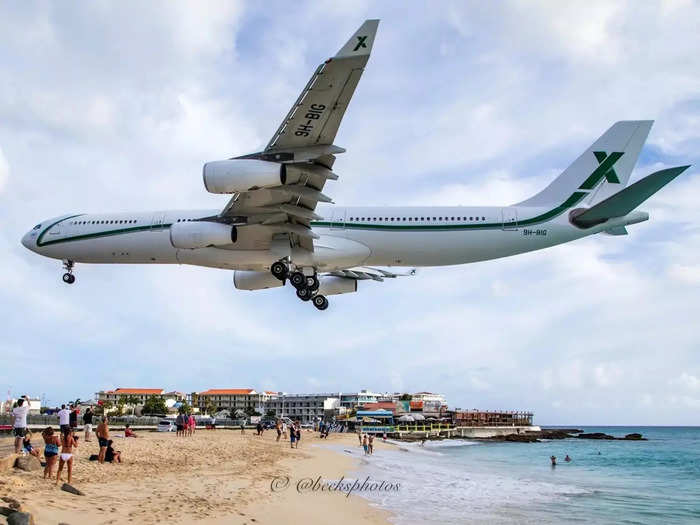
[0,429,393,524]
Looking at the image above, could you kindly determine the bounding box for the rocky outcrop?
[13,456,41,472]
[576,432,616,440]
[536,430,577,440]
[623,433,646,440]
[504,433,540,443]
[7,511,35,525]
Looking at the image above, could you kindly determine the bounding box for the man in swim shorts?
[97,416,110,464]
[12,396,30,454]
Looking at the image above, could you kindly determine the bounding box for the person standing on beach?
[276,421,282,442]
[175,413,184,437]
[240,421,245,434]
[358,430,362,446]
[69,405,78,433]
[295,423,301,448]
[56,430,77,485]
[282,422,287,439]
[189,414,196,436]
[42,427,60,479]
[58,404,71,436]
[12,396,31,454]
[368,434,374,455]
[83,407,93,442]
[290,424,296,448]
[362,435,369,455]
[96,417,110,464]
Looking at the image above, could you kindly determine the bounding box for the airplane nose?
[21,231,33,250]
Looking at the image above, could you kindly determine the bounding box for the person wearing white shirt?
[58,404,71,435]
[12,396,31,454]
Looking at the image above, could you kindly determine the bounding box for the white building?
[265,394,340,423]
[339,390,383,409]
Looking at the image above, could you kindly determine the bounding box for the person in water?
[550,455,557,466]
[42,427,60,479]
[564,455,571,462]
[56,430,78,485]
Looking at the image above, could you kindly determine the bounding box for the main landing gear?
[62,260,76,284]
[270,261,328,311]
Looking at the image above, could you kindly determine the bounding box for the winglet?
[335,19,380,58]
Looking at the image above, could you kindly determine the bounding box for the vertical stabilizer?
[518,121,653,207]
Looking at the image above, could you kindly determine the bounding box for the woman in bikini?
[56,430,78,485]
[42,427,60,479]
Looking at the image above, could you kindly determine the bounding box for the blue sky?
[1,1,699,424]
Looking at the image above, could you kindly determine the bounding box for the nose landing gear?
[62,260,76,284]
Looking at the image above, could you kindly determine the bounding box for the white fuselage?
[21,204,609,272]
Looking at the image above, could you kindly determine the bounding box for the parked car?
[157,420,175,432]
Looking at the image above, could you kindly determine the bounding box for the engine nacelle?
[203,159,285,194]
[317,276,357,296]
[170,221,236,249]
[233,270,284,291]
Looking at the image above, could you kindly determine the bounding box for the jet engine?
[233,270,284,291]
[202,159,286,194]
[170,221,236,249]
[317,276,357,296]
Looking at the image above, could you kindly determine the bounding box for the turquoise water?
[346,427,700,524]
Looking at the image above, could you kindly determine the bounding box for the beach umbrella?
[398,415,415,422]
[412,414,425,421]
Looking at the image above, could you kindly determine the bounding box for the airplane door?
[329,208,346,229]
[150,213,165,231]
[501,207,518,230]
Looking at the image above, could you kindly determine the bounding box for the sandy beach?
[1,429,392,524]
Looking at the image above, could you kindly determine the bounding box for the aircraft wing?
[219,20,379,254]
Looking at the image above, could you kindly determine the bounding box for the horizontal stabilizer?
[570,165,689,228]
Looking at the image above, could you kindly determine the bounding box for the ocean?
[340,427,700,524]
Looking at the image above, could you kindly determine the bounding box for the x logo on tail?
[353,35,368,52]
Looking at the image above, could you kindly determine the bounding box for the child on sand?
[362,434,369,455]
[124,424,138,438]
[56,431,78,485]
[22,431,41,458]
[105,440,122,463]
[42,427,60,479]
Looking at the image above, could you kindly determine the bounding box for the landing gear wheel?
[290,271,306,289]
[296,287,312,301]
[62,273,75,284]
[271,261,288,281]
[306,275,319,291]
[312,295,329,311]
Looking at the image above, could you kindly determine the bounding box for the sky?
[1,1,699,425]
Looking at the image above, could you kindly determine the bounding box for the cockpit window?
[32,224,41,230]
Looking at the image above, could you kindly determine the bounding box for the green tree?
[265,409,277,418]
[142,396,167,415]
[125,395,140,415]
[115,398,125,416]
[97,400,114,416]
[178,401,192,415]
[244,407,261,417]
[399,394,412,401]
[204,400,217,416]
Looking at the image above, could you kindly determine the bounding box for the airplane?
[21,19,690,311]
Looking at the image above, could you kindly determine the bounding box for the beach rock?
[1,498,21,511]
[504,434,540,443]
[576,433,616,440]
[61,483,84,496]
[623,433,646,440]
[13,456,41,472]
[7,511,34,525]
[537,430,576,440]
